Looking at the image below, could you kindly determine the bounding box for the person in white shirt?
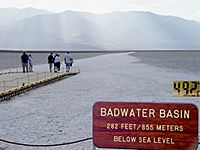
[64,51,74,72]
[54,54,61,72]
[28,54,33,72]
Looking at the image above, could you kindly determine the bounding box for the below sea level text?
[114,136,175,145]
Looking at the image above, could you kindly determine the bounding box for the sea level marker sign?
[93,102,198,150]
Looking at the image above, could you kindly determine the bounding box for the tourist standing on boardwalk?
[28,54,33,72]
[53,53,57,72]
[48,52,54,72]
[54,54,61,72]
[21,52,29,73]
[64,51,74,72]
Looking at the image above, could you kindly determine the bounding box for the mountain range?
[0,7,200,50]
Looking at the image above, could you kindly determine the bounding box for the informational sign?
[173,80,200,97]
[93,102,198,150]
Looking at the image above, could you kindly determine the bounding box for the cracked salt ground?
[0,52,200,150]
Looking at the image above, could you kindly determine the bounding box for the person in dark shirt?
[48,52,54,72]
[21,52,29,73]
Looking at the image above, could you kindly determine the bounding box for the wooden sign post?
[93,102,198,150]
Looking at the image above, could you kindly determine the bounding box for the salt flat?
[0,53,199,150]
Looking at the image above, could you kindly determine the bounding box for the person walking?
[48,52,54,72]
[28,54,33,72]
[54,54,61,72]
[21,51,29,73]
[64,51,74,72]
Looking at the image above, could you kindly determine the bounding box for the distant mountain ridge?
[0,7,200,50]
[0,7,51,27]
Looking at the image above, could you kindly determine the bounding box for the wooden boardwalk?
[0,67,80,101]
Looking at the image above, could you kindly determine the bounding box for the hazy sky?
[0,0,200,21]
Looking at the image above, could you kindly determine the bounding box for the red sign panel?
[93,102,198,150]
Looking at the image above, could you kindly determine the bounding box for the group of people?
[21,51,74,73]
[48,51,74,72]
[21,52,33,73]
